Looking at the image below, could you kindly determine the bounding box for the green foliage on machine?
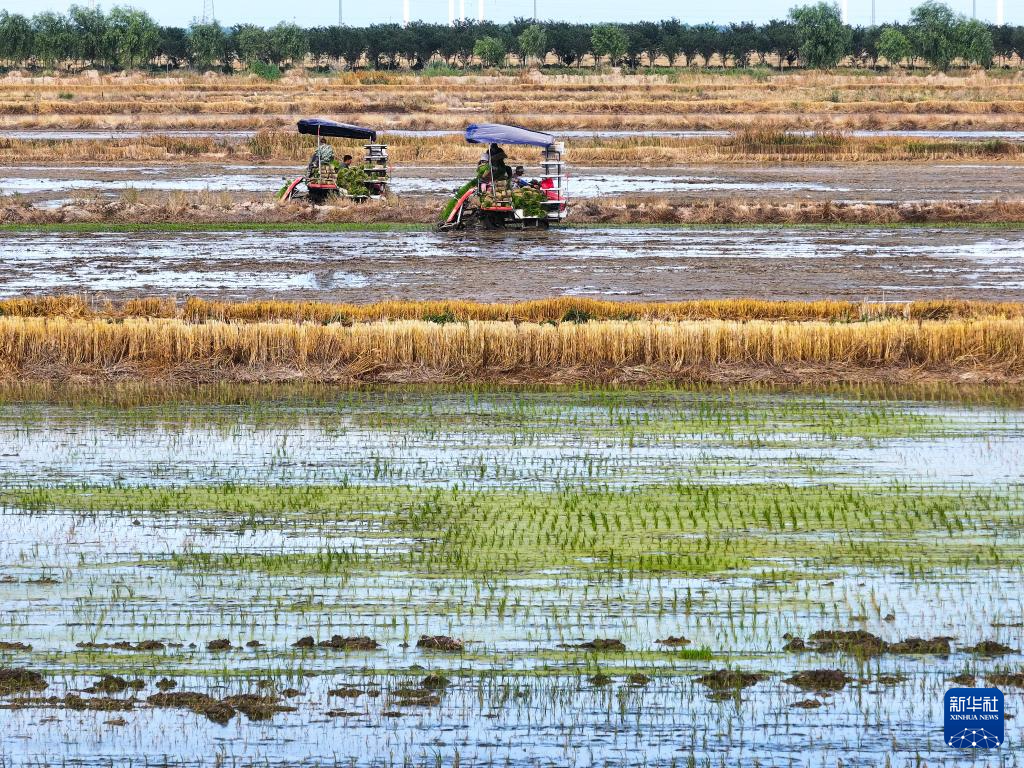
[337,165,371,197]
[512,187,545,218]
[440,178,478,221]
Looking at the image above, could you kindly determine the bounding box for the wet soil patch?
[559,638,626,652]
[784,670,850,692]
[416,635,463,652]
[696,669,766,691]
[787,631,952,657]
[964,640,1016,656]
[77,640,166,652]
[0,668,47,695]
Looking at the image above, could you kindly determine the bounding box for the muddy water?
[2,226,1023,301]
[4,162,1022,204]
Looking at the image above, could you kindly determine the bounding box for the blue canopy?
[297,118,377,142]
[465,123,554,148]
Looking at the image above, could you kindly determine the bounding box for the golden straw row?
[4,296,1024,323]
[2,317,1022,383]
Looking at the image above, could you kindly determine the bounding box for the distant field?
[3,69,1024,133]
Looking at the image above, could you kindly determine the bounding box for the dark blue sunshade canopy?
[297,118,377,141]
[465,123,554,148]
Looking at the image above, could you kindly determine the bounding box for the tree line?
[0,1,1020,74]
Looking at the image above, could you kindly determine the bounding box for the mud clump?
[84,675,144,694]
[64,694,135,712]
[696,669,765,691]
[1,694,134,712]
[0,642,32,651]
[965,640,1016,656]
[328,686,364,698]
[875,674,908,686]
[805,630,888,656]
[657,636,690,647]
[791,698,823,709]
[949,673,977,686]
[0,667,47,695]
[416,635,464,652]
[988,672,1024,688]
[156,678,177,691]
[627,673,651,686]
[420,674,450,690]
[147,691,235,725]
[589,673,613,687]
[888,636,951,655]
[77,640,165,652]
[560,638,626,652]
[794,630,951,657]
[784,669,850,692]
[222,694,296,722]
[206,639,232,651]
[317,635,378,651]
[390,686,441,706]
[292,636,315,649]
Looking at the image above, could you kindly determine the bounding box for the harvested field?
[4,70,1024,133]
[3,129,1024,166]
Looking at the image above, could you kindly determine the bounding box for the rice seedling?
[0,388,1021,764]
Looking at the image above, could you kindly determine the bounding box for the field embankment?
[6,192,1024,226]
[2,298,1023,386]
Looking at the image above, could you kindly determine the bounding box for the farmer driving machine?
[279,118,389,204]
[438,123,567,231]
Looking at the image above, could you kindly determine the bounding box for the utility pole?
[533,0,537,21]
[338,0,342,25]
[996,0,1004,24]
[871,0,875,26]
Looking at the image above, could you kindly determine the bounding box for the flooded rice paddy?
[4,162,1024,204]
[1,389,1023,766]
[2,226,1024,302]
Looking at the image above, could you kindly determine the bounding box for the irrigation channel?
[3,226,1024,302]
[0,389,1022,766]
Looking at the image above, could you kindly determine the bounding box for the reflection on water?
[0,391,1021,766]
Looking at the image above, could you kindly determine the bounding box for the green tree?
[0,12,34,65]
[956,18,993,67]
[268,22,307,67]
[590,23,628,66]
[31,12,76,70]
[877,26,913,67]
[547,22,590,67]
[337,26,366,69]
[906,1,958,70]
[517,24,547,66]
[788,2,851,68]
[473,35,506,68]
[157,27,190,69]
[69,5,114,68]
[233,24,271,64]
[188,22,228,70]
[106,7,159,70]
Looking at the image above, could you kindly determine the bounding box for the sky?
[0,0,1015,28]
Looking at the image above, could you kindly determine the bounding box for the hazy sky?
[0,0,1014,28]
